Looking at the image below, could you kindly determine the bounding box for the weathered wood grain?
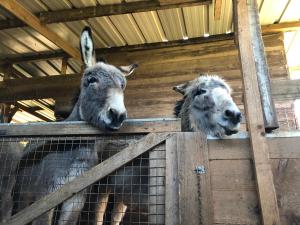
[0,119,180,136]
[234,0,281,224]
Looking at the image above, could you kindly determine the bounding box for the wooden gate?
[0,120,299,225]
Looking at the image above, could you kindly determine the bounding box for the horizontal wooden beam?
[0,0,211,30]
[0,33,234,65]
[262,21,300,33]
[0,0,81,60]
[0,119,180,136]
[0,74,297,102]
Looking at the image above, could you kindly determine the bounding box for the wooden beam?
[0,119,180,136]
[0,74,297,102]
[248,0,278,130]
[0,1,211,30]
[3,132,174,225]
[60,58,68,75]
[214,0,222,20]
[234,0,281,224]
[0,33,233,65]
[262,21,300,34]
[0,0,81,60]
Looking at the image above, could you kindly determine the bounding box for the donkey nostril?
[118,112,127,123]
[225,110,234,118]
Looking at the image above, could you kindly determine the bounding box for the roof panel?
[209,0,232,35]
[183,5,208,38]
[97,0,122,5]
[24,27,59,50]
[0,31,32,54]
[39,0,72,10]
[259,0,289,25]
[132,11,167,43]
[4,28,50,52]
[17,62,47,77]
[68,0,97,8]
[48,23,79,50]
[65,20,107,48]
[16,0,48,13]
[34,61,60,76]
[280,0,300,22]
[158,8,187,40]
[110,14,145,45]
[88,17,126,47]
[285,31,300,67]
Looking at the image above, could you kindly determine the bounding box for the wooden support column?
[61,58,68,75]
[234,0,281,225]
[248,0,278,131]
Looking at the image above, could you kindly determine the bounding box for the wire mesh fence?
[0,134,166,225]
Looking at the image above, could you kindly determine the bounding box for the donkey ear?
[80,26,96,68]
[173,82,189,95]
[119,64,138,77]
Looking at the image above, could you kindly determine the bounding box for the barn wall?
[56,33,288,119]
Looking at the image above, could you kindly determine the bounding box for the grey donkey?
[12,26,137,225]
[174,75,241,137]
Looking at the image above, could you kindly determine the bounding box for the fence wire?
[0,135,166,225]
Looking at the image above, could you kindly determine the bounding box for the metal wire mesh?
[0,135,166,225]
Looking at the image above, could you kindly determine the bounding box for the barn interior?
[0,1,300,225]
[0,0,299,129]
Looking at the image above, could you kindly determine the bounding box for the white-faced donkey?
[174,75,242,137]
[12,27,138,225]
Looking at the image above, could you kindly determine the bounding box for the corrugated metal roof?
[0,0,298,123]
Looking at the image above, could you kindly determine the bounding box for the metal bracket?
[194,165,206,174]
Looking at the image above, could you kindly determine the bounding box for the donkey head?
[78,27,137,130]
[174,75,241,137]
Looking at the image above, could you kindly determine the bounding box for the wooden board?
[175,132,213,225]
[234,0,281,224]
[0,119,180,136]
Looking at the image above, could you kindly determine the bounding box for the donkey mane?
[174,97,186,117]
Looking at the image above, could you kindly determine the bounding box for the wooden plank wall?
[56,33,288,119]
[208,138,300,225]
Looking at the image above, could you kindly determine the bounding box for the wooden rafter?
[0,0,81,60]
[0,0,211,30]
[262,21,300,33]
[0,33,234,65]
[234,0,281,224]
[214,0,222,20]
[1,17,299,65]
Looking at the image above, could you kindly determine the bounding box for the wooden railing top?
[0,118,181,137]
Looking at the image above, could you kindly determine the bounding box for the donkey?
[174,75,241,136]
[13,27,137,225]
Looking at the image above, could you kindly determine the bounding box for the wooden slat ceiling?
[0,0,299,123]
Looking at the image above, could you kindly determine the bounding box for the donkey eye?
[195,89,206,96]
[88,77,98,84]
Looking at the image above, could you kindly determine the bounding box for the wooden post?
[61,58,68,75]
[234,0,281,225]
[247,0,279,131]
